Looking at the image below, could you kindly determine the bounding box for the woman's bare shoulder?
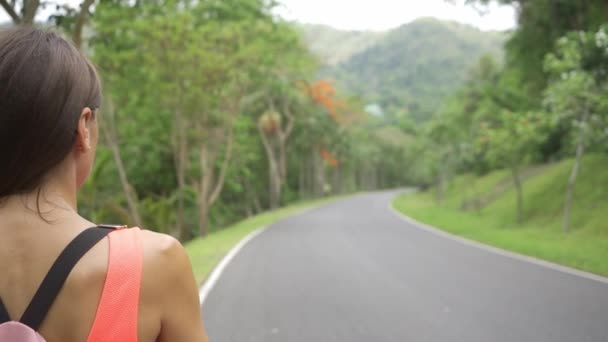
[140,230,184,257]
[139,229,193,285]
[137,229,207,341]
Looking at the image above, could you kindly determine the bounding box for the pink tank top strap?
[87,227,143,342]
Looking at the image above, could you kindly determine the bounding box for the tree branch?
[199,140,213,201]
[0,0,20,24]
[100,97,143,227]
[72,0,96,49]
[208,128,234,206]
[258,119,276,164]
[281,97,295,144]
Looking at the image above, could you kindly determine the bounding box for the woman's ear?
[76,107,94,152]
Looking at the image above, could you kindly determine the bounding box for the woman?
[0,27,208,341]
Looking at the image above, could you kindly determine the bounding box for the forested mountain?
[294,23,386,65]
[299,18,505,122]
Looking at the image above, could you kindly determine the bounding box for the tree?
[258,100,294,209]
[461,0,608,97]
[544,26,608,232]
[98,97,144,228]
[254,26,316,208]
[0,0,40,25]
[479,110,548,223]
[424,115,461,202]
[1,0,96,48]
[140,5,264,238]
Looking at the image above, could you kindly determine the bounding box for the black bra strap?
[0,298,10,323]
[19,226,114,330]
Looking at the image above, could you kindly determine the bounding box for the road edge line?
[198,227,266,306]
[198,195,354,306]
[388,200,608,285]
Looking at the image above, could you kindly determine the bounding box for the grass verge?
[185,196,344,285]
[393,155,608,276]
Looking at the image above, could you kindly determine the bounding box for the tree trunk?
[511,166,523,224]
[332,166,341,195]
[22,0,40,25]
[176,175,187,239]
[198,196,210,238]
[359,166,366,191]
[313,149,326,197]
[253,195,262,214]
[258,123,282,209]
[72,0,96,49]
[197,129,234,237]
[278,98,294,183]
[371,167,378,190]
[244,178,262,214]
[268,162,281,209]
[100,98,143,228]
[563,106,590,233]
[245,202,253,218]
[471,177,481,212]
[307,152,315,196]
[358,165,365,191]
[198,143,213,237]
[299,160,306,200]
[317,158,327,197]
[563,140,585,233]
[172,110,188,240]
[435,167,448,204]
[105,134,143,227]
[278,139,288,183]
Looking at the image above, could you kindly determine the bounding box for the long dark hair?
[0,26,101,199]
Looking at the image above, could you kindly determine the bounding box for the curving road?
[202,191,608,342]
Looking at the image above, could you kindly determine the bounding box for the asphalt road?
[202,191,608,342]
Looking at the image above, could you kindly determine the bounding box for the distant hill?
[294,23,386,65]
[298,18,506,122]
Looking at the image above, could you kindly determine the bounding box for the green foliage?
[81,0,322,237]
[480,111,549,169]
[394,154,608,276]
[544,26,608,151]
[405,7,608,226]
[69,0,414,241]
[466,0,608,98]
[311,18,505,122]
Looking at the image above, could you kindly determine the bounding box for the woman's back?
[0,27,207,342]
[0,197,206,342]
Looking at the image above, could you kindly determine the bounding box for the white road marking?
[198,228,266,306]
[198,197,351,306]
[388,200,608,285]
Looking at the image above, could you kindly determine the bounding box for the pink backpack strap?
[87,228,143,342]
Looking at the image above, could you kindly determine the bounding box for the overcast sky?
[1,0,516,32]
[275,0,516,31]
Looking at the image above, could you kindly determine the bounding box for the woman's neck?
[0,169,80,225]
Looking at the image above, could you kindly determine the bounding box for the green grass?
[393,154,608,276]
[185,196,344,284]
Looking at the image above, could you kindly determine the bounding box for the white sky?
[275,0,517,31]
[1,0,517,32]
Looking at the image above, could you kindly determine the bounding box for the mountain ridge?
[297,17,506,122]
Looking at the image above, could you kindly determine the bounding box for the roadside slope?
[394,154,608,275]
